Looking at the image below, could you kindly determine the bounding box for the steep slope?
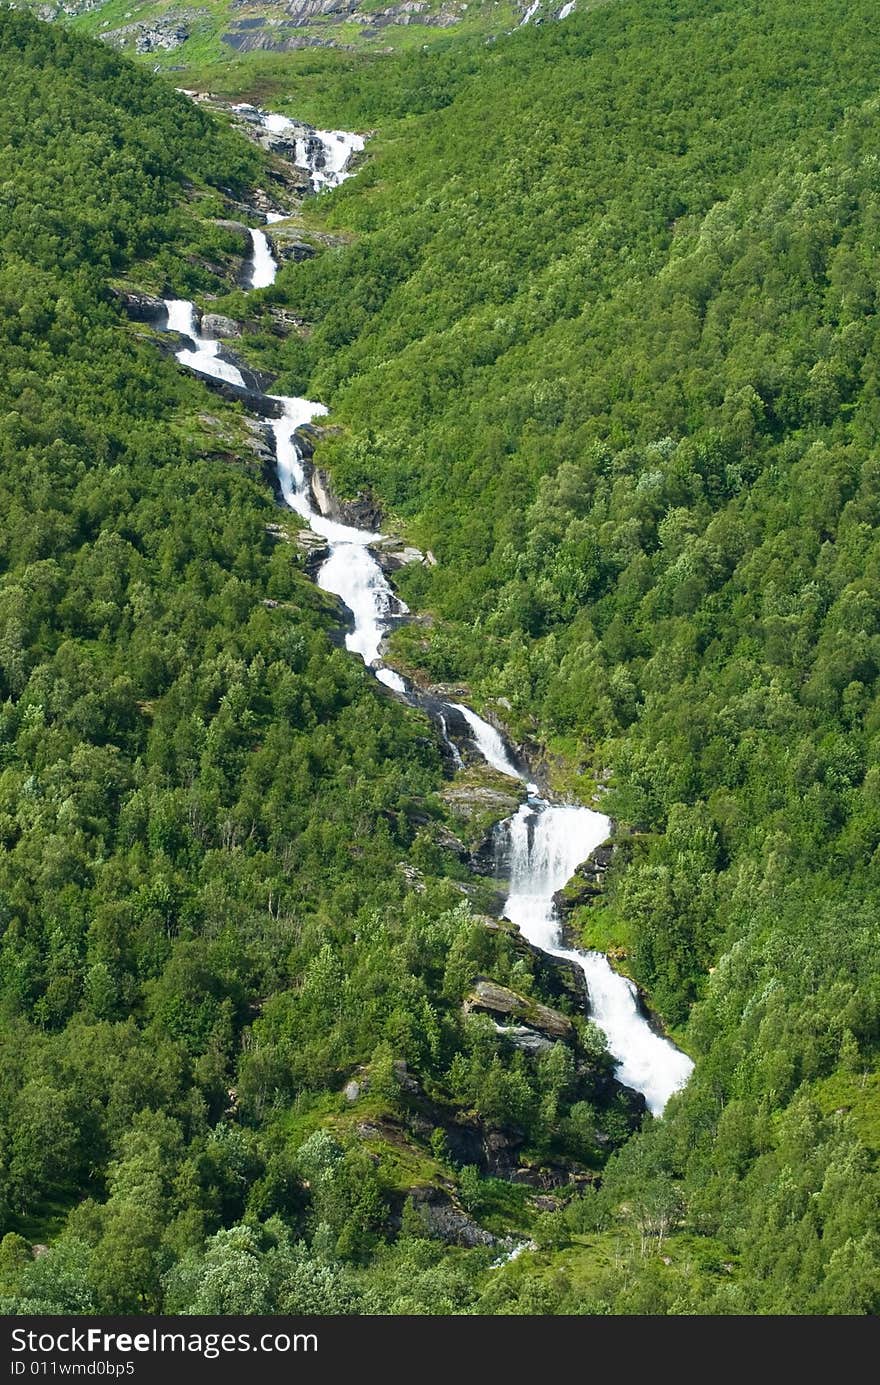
[0,10,655,1315]
[223,0,880,1311]
[21,0,573,70]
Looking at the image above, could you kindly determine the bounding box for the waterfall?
[308,130,365,190]
[163,299,247,387]
[502,801,694,1115]
[161,106,694,1118]
[259,110,364,194]
[439,713,464,767]
[504,802,602,952]
[450,703,521,779]
[267,398,407,669]
[164,298,198,337]
[247,228,277,289]
[317,541,402,666]
[376,667,407,693]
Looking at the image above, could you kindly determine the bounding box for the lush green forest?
[0,7,645,1315]
[228,0,880,1311]
[1,0,879,1316]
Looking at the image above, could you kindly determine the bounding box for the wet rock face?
[552,839,615,920]
[200,313,243,340]
[195,375,286,419]
[294,529,331,578]
[307,462,384,531]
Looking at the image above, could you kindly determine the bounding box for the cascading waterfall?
[268,398,408,670]
[261,110,365,193]
[503,802,694,1116]
[163,299,247,387]
[449,703,522,780]
[161,108,694,1117]
[247,228,277,289]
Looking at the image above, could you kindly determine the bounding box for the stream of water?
[160,109,693,1116]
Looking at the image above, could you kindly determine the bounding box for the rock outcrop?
[464,978,574,1041]
[403,1187,495,1247]
[111,288,167,323]
[306,460,384,531]
[200,313,243,339]
[104,11,206,54]
[552,837,615,919]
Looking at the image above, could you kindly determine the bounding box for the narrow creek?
[161,112,693,1116]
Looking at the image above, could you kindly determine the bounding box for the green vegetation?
[1,0,879,1315]
[229,0,879,1311]
[31,0,525,73]
[0,5,643,1316]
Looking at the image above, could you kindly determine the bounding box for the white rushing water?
[376,667,408,693]
[260,111,365,193]
[163,108,693,1117]
[520,1,541,24]
[308,130,366,190]
[559,1,575,17]
[247,228,277,289]
[268,398,407,670]
[450,704,521,779]
[503,802,694,1115]
[164,299,247,387]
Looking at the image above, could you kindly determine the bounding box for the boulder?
[201,313,243,339]
[464,979,574,1041]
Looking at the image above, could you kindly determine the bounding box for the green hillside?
[0,0,878,1316]
[0,8,646,1315]
[227,0,880,1311]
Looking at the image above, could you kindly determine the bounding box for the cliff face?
[25,0,578,66]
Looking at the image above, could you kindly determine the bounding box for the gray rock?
[464,978,574,1041]
[406,1187,495,1247]
[494,1023,556,1054]
[201,313,243,339]
[104,13,203,54]
[274,239,317,263]
[308,464,383,531]
[111,288,167,323]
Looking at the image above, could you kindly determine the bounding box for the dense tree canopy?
[1,0,879,1315]
[229,0,880,1312]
